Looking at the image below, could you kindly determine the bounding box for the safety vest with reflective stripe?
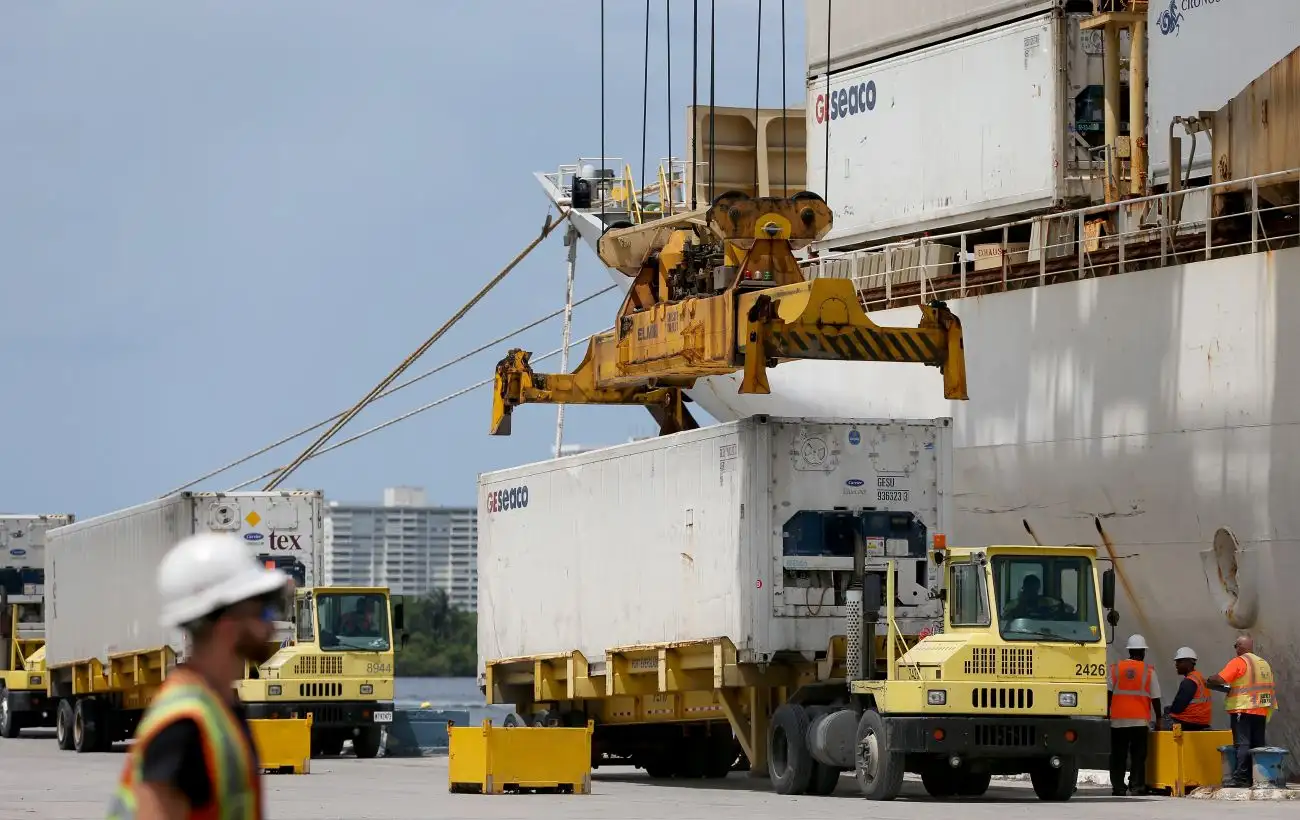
[1169,670,1212,725]
[106,670,262,820]
[1109,659,1155,721]
[1225,652,1275,714]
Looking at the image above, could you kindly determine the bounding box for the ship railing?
[805,167,1300,311]
[542,157,689,218]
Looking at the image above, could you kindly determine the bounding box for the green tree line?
[395,588,477,677]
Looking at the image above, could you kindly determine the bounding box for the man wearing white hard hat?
[1166,647,1212,731]
[1107,633,1163,796]
[107,532,290,820]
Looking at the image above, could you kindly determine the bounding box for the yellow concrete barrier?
[1147,725,1233,796]
[448,719,593,795]
[249,715,313,775]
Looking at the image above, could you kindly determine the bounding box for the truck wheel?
[352,726,382,759]
[809,762,842,795]
[854,710,904,801]
[702,731,737,779]
[1030,756,1078,801]
[0,692,21,739]
[921,764,959,797]
[73,699,103,754]
[767,703,815,795]
[55,700,75,751]
[957,772,992,797]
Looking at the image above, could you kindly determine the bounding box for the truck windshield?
[991,555,1101,643]
[316,593,390,652]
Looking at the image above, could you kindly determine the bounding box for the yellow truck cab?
[0,593,52,737]
[767,541,1119,801]
[238,584,406,759]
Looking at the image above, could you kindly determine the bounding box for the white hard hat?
[158,532,288,628]
[1175,646,1198,661]
[1126,634,1148,650]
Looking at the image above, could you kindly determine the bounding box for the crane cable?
[224,328,613,492]
[160,282,616,497]
[754,0,762,191]
[260,208,570,491]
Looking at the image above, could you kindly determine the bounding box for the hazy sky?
[1,1,809,516]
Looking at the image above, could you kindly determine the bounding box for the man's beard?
[238,631,279,665]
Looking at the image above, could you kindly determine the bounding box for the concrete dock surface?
[3,733,1296,820]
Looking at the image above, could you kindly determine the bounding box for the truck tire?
[73,698,103,754]
[767,703,814,795]
[957,771,992,796]
[921,764,959,797]
[809,762,842,795]
[0,691,21,739]
[854,710,904,801]
[1030,756,1079,801]
[55,700,75,751]
[352,726,382,759]
[702,732,737,779]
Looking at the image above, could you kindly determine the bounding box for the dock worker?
[1206,635,1275,788]
[1165,647,1212,731]
[107,532,290,820]
[1108,633,1163,796]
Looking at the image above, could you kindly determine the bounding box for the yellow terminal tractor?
[490,191,968,436]
[238,557,406,759]
[766,539,1120,801]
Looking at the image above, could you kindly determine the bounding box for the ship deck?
[3,732,1297,819]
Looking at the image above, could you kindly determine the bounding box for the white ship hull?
[677,246,1300,760]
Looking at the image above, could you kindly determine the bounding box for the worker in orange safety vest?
[1108,634,1163,796]
[1207,635,1276,788]
[1165,646,1212,731]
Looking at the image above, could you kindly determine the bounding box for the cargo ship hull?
[680,245,1300,763]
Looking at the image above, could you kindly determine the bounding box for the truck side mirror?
[1101,568,1116,610]
[393,601,405,631]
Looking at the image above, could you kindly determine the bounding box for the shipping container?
[806,10,1107,249]
[1,514,73,589]
[478,416,951,673]
[1212,47,1300,202]
[1148,0,1300,185]
[806,0,1058,77]
[45,491,323,670]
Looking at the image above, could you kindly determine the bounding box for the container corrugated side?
[478,416,952,674]
[805,0,1056,77]
[46,496,193,668]
[1148,0,1300,184]
[807,12,1089,247]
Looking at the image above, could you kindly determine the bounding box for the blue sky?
[1,1,808,516]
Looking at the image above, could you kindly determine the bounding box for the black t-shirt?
[139,701,258,808]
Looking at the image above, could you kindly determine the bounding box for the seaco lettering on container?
[487,485,529,513]
[814,80,877,125]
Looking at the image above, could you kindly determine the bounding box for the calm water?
[395,676,514,725]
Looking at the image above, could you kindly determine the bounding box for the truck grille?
[975,723,1038,747]
[1000,648,1034,676]
[972,687,1036,709]
[294,655,344,676]
[964,648,997,676]
[299,682,344,698]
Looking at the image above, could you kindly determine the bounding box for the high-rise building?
[323,487,477,610]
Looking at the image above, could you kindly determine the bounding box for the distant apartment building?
[323,486,478,610]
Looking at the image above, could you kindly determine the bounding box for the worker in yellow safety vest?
[1207,635,1276,788]
[106,532,290,820]
[1165,646,1212,731]
[1108,634,1163,796]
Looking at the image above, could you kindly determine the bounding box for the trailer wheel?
[921,763,959,797]
[957,771,992,797]
[767,703,814,795]
[352,726,382,759]
[1030,756,1078,801]
[854,710,904,801]
[73,698,103,754]
[55,699,75,751]
[809,762,842,795]
[0,691,21,739]
[702,730,736,779]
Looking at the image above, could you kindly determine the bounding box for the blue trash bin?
[1218,745,1238,786]
[1250,747,1290,789]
